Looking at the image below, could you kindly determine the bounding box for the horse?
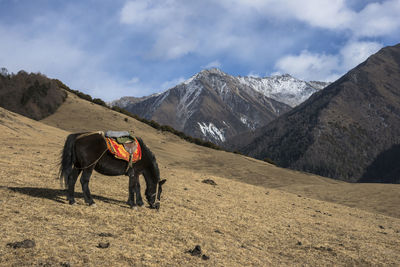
[58,132,166,209]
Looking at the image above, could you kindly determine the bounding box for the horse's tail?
[59,133,81,188]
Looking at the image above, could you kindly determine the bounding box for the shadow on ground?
[5,186,128,207]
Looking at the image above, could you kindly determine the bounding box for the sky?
[0,0,399,101]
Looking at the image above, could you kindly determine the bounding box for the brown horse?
[59,132,166,209]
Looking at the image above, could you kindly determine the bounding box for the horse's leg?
[134,174,144,207]
[127,172,143,208]
[127,173,136,208]
[67,167,81,205]
[80,167,95,206]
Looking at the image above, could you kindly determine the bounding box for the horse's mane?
[136,137,160,183]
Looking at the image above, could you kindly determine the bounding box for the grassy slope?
[0,93,398,266]
[43,93,400,219]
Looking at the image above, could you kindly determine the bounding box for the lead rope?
[152,182,160,209]
[75,131,108,170]
[75,148,108,170]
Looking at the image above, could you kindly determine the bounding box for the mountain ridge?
[233,43,400,183]
[112,69,328,144]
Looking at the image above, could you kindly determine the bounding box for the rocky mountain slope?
[113,69,327,144]
[0,70,66,120]
[232,43,400,183]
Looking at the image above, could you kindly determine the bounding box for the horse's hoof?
[137,201,144,207]
[132,206,138,211]
[89,203,97,207]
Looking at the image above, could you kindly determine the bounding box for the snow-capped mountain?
[112,68,328,144]
[237,74,329,107]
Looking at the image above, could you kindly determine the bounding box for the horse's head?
[146,179,166,209]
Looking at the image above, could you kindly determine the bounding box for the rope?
[152,181,160,209]
[75,131,108,170]
[76,131,104,140]
[75,148,108,170]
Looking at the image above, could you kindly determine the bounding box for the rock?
[186,245,210,260]
[202,254,210,260]
[97,242,110,249]
[202,179,217,186]
[186,245,202,256]
[7,239,35,249]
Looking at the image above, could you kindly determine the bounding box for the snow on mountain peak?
[179,68,328,108]
[237,74,329,107]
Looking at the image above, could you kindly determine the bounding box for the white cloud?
[150,30,198,60]
[120,0,177,26]
[275,50,340,81]
[352,0,400,37]
[340,41,382,70]
[118,1,293,61]
[120,0,199,60]
[286,0,354,30]
[222,0,353,30]
[0,23,144,101]
[203,60,222,69]
[274,40,383,82]
[0,25,84,76]
[120,1,150,25]
[223,0,400,37]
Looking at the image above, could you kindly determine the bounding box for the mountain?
[233,43,400,183]
[109,94,160,107]
[0,69,66,120]
[236,74,328,107]
[113,69,327,144]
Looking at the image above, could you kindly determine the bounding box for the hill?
[112,69,328,144]
[0,70,67,120]
[232,43,400,183]
[0,92,399,266]
[42,93,400,218]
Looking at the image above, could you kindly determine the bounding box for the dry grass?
[0,93,399,266]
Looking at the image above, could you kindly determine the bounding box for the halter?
[150,181,160,209]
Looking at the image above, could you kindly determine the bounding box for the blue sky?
[0,0,399,101]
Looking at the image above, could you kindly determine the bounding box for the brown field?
[0,93,399,266]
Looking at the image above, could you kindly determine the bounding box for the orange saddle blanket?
[105,137,142,163]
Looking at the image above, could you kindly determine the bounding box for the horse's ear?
[159,179,167,185]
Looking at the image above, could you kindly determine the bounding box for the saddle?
[104,131,142,171]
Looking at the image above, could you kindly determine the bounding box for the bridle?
[150,181,160,209]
